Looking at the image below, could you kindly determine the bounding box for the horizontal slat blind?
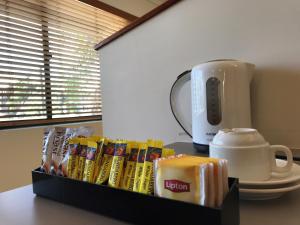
[0,0,130,126]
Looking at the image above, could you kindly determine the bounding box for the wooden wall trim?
[94,0,181,50]
[78,0,138,21]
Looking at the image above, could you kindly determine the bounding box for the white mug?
[209,128,293,181]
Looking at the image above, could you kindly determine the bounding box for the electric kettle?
[170,59,255,152]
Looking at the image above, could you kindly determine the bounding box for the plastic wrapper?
[50,127,67,175]
[59,126,94,176]
[83,140,98,182]
[57,128,75,176]
[41,128,54,174]
[75,126,94,138]
[108,140,128,188]
[95,140,115,185]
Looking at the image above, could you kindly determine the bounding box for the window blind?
[0,0,130,127]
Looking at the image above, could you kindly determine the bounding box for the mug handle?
[271,145,293,173]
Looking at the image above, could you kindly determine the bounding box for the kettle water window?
[206,77,221,125]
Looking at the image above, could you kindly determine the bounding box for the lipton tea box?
[154,155,228,207]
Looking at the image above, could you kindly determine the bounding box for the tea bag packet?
[154,156,209,205]
[41,128,54,174]
[50,127,67,175]
[154,155,228,207]
[187,156,228,207]
[108,140,128,188]
[66,138,80,179]
[92,137,105,183]
[96,140,115,185]
[220,159,229,197]
[133,143,148,192]
[187,156,225,207]
[122,142,139,190]
[83,140,98,182]
[77,138,88,180]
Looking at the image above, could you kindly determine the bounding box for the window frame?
[0,0,135,130]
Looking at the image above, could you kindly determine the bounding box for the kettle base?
[193,143,209,154]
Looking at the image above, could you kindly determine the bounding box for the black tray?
[32,168,239,225]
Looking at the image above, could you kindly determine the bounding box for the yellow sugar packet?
[92,137,105,183]
[82,140,97,183]
[77,138,88,180]
[108,140,128,188]
[140,140,172,194]
[95,140,115,185]
[133,143,148,192]
[66,138,80,179]
[121,141,139,190]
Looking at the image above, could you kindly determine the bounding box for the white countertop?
[1,185,300,225]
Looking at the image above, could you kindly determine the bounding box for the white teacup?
[209,128,293,181]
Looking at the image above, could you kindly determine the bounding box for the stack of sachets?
[40,128,175,195]
[154,155,229,207]
[41,127,94,175]
[65,138,175,194]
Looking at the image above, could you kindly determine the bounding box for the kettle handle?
[170,70,192,138]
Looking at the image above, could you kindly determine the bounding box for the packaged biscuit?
[57,128,75,176]
[121,142,139,190]
[95,140,115,185]
[140,140,169,194]
[92,137,105,183]
[50,127,67,175]
[41,128,54,174]
[61,128,75,155]
[83,140,98,182]
[133,143,148,192]
[58,127,94,177]
[154,155,228,207]
[108,140,128,188]
[77,138,88,180]
[66,138,80,179]
[59,128,75,167]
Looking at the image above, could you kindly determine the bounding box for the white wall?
[99,0,166,17]
[99,0,300,152]
[0,121,102,192]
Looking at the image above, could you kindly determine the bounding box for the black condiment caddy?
[32,168,239,225]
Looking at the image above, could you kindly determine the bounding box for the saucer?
[239,182,300,200]
[239,159,300,187]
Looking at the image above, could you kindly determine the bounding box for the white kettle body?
[170,59,255,152]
